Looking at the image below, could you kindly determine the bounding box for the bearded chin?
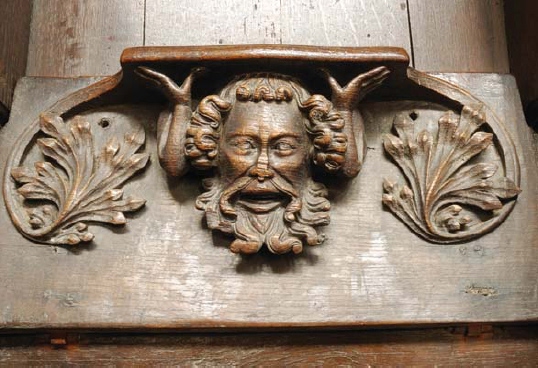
[196,175,331,254]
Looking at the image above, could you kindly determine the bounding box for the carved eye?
[273,140,296,156]
[230,138,256,154]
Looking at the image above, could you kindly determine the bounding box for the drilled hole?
[98,118,111,128]
[409,111,418,120]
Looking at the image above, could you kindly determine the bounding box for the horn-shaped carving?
[0,46,523,251]
[132,67,389,254]
[322,66,391,177]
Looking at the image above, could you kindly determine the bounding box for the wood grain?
[145,0,411,57]
[1,326,537,365]
[408,0,509,73]
[504,0,538,126]
[0,74,535,330]
[4,1,536,362]
[0,0,32,115]
[26,0,144,77]
[279,0,411,52]
[145,0,284,46]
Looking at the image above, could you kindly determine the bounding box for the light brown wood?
[145,0,284,46]
[0,72,535,330]
[145,0,412,57]
[5,1,535,363]
[26,0,144,77]
[1,326,537,365]
[408,0,509,73]
[24,1,512,77]
[279,0,411,52]
[0,0,32,114]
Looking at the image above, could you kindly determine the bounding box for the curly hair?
[184,73,347,173]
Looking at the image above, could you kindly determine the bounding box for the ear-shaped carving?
[300,94,347,173]
[186,95,231,170]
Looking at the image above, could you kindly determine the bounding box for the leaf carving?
[382,105,521,243]
[10,114,149,245]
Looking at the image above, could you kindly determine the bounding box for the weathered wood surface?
[0,0,32,123]
[11,0,512,125]
[26,0,145,77]
[3,0,536,363]
[0,73,535,330]
[1,326,537,365]
[24,0,512,80]
[408,0,509,72]
[145,0,412,54]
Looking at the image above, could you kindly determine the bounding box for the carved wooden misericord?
[2,46,521,254]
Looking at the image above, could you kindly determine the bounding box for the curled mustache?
[218,172,301,221]
[219,176,253,217]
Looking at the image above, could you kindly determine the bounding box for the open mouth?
[239,192,285,203]
[236,191,288,212]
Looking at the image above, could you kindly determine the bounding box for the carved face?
[190,74,339,255]
[219,101,310,213]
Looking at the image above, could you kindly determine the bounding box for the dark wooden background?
[0,0,537,365]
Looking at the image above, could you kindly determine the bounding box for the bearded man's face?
[194,86,331,255]
[219,100,311,210]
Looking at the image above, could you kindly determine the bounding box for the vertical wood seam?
[143,0,147,46]
[279,0,283,44]
[405,0,415,67]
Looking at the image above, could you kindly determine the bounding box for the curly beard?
[195,174,331,254]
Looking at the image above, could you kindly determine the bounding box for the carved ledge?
[1,45,522,253]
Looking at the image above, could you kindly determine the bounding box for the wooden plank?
[0,0,32,114]
[504,0,538,127]
[145,0,411,57]
[26,0,145,77]
[409,0,509,72]
[1,326,537,365]
[0,73,535,329]
[279,0,411,52]
[145,0,284,46]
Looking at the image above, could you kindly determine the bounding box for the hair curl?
[185,73,347,173]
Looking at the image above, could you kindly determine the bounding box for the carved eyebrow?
[269,133,302,142]
[225,132,258,140]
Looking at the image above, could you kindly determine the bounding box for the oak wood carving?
[2,45,521,254]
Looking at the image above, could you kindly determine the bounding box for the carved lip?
[237,188,288,212]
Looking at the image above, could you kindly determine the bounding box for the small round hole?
[98,118,111,128]
[409,111,418,120]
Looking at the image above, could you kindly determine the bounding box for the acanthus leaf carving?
[382,105,521,243]
[10,113,149,245]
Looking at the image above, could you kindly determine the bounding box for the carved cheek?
[270,147,310,183]
[219,142,256,180]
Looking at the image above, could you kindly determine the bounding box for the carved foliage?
[382,105,521,243]
[10,114,149,245]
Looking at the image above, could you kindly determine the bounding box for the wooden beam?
[504,0,538,127]
[0,0,32,116]
[1,327,537,365]
[26,0,145,77]
[145,0,411,57]
[408,0,509,72]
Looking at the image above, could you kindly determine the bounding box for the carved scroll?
[0,46,523,252]
[7,114,149,245]
[382,105,521,243]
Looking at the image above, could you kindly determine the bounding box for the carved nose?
[249,150,274,181]
[249,166,274,181]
